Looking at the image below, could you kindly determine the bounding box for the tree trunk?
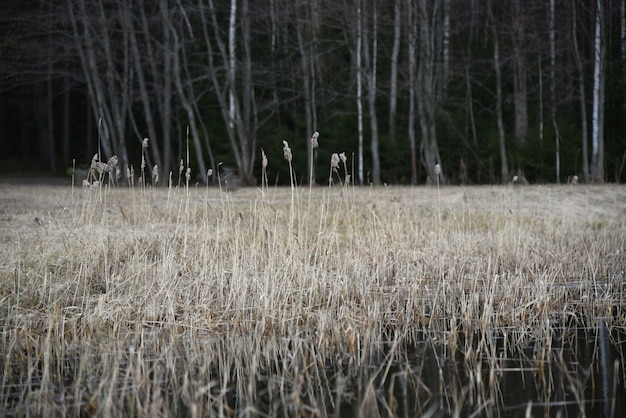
[356,0,364,185]
[549,0,560,183]
[591,0,605,182]
[408,0,417,185]
[363,1,380,185]
[172,31,208,183]
[123,1,162,175]
[388,0,401,146]
[490,0,508,184]
[416,0,443,182]
[296,0,314,184]
[511,0,528,148]
[62,75,71,169]
[572,0,590,183]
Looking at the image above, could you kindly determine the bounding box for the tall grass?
[0,178,624,416]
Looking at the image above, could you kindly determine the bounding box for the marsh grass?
[0,181,625,417]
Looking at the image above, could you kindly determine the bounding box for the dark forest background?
[1,0,625,185]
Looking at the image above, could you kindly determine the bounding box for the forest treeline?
[1,0,625,185]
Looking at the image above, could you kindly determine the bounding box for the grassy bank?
[1,182,625,416]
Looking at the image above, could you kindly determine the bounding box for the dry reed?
[0,181,624,416]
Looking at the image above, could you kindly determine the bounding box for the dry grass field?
[1,180,625,417]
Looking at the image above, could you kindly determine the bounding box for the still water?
[247,319,625,417]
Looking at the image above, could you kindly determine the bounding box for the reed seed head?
[330,153,340,170]
[262,149,268,168]
[339,152,347,164]
[435,164,441,176]
[142,138,149,149]
[283,140,292,162]
[311,131,319,149]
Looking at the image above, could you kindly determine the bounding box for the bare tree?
[549,0,561,183]
[407,0,418,185]
[489,0,508,184]
[388,0,401,146]
[416,0,444,182]
[356,0,364,184]
[572,0,590,183]
[591,0,606,182]
[68,0,130,173]
[511,0,528,148]
[199,0,258,185]
[296,0,316,184]
[363,0,381,185]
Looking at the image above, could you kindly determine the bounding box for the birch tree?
[199,0,258,185]
[356,0,364,185]
[511,0,528,147]
[407,0,418,185]
[489,0,508,183]
[68,0,130,174]
[416,0,444,182]
[388,0,401,146]
[549,0,561,182]
[591,0,606,182]
[363,0,380,185]
[572,0,590,183]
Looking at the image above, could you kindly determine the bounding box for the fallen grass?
[0,181,624,416]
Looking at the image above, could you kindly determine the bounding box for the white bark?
[363,1,380,185]
[388,0,401,145]
[550,0,560,183]
[511,0,528,147]
[356,0,364,185]
[228,0,237,131]
[416,0,443,182]
[572,0,590,183]
[490,0,507,183]
[408,0,417,185]
[591,0,605,182]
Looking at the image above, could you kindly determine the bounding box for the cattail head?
[261,149,268,168]
[207,169,213,178]
[283,140,292,162]
[339,152,347,164]
[107,155,118,171]
[311,131,319,149]
[435,164,441,176]
[142,138,149,149]
[330,153,340,170]
[152,165,159,185]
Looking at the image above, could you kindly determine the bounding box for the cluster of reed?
[0,143,625,416]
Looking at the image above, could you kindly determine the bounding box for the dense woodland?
[1,0,625,185]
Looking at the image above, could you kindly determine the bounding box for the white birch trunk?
[228,0,237,131]
[363,1,380,185]
[591,0,605,182]
[388,0,401,145]
[549,0,560,183]
[408,0,417,185]
[490,0,508,183]
[572,0,590,182]
[356,0,364,185]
